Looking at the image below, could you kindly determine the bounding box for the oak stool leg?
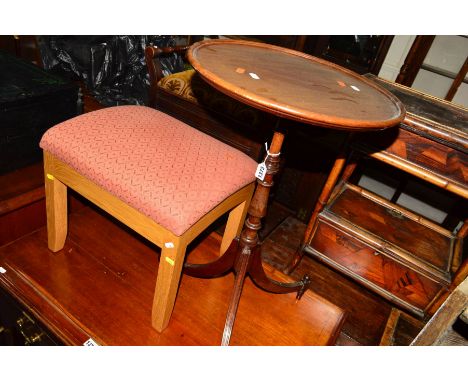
[152,239,187,332]
[44,153,68,252]
[220,198,251,257]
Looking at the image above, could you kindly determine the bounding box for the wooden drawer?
[361,74,468,198]
[0,287,60,345]
[326,183,456,280]
[355,126,468,198]
[305,218,446,316]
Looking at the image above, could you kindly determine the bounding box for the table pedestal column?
[184,130,311,345]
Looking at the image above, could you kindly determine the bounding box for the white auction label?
[83,338,99,346]
[255,162,267,181]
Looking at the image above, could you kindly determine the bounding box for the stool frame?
[43,151,255,332]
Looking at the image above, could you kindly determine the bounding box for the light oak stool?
[39,105,256,332]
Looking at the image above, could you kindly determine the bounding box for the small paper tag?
[0,267,6,274]
[255,162,267,181]
[83,338,99,346]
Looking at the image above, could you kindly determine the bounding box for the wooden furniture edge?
[354,148,468,198]
[188,39,406,130]
[411,276,468,345]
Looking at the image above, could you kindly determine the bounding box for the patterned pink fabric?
[40,105,257,236]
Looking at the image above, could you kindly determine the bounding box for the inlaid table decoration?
[185,39,406,345]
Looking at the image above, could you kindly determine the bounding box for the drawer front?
[328,186,453,274]
[0,288,59,345]
[358,127,468,195]
[309,220,444,313]
[384,128,467,186]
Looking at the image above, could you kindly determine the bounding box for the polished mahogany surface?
[0,206,345,345]
[188,40,405,130]
[328,186,454,273]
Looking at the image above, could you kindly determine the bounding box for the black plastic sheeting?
[0,50,79,174]
[38,36,185,107]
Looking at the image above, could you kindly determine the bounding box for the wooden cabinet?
[306,183,451,316]
[300,74,467,317]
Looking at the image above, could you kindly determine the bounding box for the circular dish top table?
[188,39,406,130]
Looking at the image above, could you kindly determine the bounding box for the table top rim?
[188,39,406,131]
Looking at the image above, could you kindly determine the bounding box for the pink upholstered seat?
[40,105,257,236]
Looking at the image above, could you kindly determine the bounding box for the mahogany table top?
[188,39,406,131]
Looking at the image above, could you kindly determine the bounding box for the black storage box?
[0,51,79,174]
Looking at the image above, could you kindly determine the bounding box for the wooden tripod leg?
[184,239,239,278]
[44,152,68,252]
[221,246,311,346]
[249,246,310,296]
[221,247,251,346]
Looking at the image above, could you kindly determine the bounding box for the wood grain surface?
[0,206,345,346]
[309,219,444,313]
[188,39,405,130]
[356,126,468,198]
[261,216,394,345]
[328,185,454,274]
[411,277,468,345]
[366,73,468,139]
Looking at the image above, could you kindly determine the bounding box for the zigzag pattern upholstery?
[40,105,257,236]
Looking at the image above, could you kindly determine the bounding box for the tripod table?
[184,39,405,345]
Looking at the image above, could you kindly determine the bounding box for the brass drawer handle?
[16,316,28,328]
[24,332,44,345]
[15,311,46,345]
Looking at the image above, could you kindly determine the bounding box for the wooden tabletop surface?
[188,39,405,131]
[0,206,346,345]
